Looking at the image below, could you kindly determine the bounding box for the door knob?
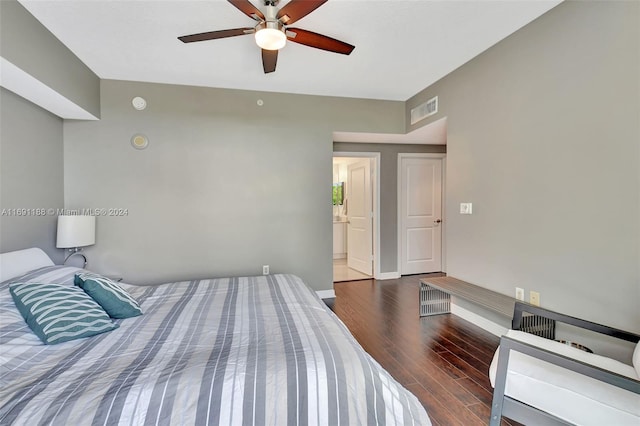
[434,219,442,224]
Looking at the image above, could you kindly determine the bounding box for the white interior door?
[347,159,373,275]
[400,156,442,274]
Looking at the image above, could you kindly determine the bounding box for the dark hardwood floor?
[332,274,518,426]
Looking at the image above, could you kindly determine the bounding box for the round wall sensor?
[130,134,149,150]
[257,99,264,106]
[132,96,147,110]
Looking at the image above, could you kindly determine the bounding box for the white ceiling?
[19,0,561,102]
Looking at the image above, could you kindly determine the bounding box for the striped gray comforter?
[1,266,430,425]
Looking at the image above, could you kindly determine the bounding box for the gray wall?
[0,0,100,118]
[0,88,64,263]
[63,79,405,290]
[407,1,639,333]
[333,142,446,273]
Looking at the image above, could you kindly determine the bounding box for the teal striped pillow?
[9,283,118,345]
[75,273,142,319]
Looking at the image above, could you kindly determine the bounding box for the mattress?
[489,329,640,426]
[1,266,430,425]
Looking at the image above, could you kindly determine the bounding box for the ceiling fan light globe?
[255,28,286,50]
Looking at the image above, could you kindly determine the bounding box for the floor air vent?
[410,96,438,125]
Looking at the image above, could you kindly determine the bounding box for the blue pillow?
[9,283,118,345]
[75,272,143,319]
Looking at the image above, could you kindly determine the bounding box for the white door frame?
[397,153,446,275]
[333,152,381,279]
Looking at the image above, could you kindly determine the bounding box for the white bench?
[489,302,640,425]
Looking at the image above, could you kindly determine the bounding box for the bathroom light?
[255,27,286,50]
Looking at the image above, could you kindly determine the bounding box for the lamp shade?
[56,215,96,248]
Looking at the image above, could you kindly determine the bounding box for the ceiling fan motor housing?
[255,4,286,50]
[263,3,281,28]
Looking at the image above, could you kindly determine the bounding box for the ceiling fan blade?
[277,0,327,25]
[286,28,354,55]
[262,49,278,74]
[228,0,265,21]
[178,27,254,43]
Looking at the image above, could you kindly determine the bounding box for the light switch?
[460,203,473,214]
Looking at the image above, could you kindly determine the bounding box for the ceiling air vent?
[410,96,438,125]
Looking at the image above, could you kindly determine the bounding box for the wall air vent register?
[410,96,438,125]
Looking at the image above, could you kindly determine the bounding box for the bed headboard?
[0,248,55,282]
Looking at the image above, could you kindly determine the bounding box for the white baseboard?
[376,271,401,280]
[450,303,507,337]
[316,289,336,299]
[332,253,346,259]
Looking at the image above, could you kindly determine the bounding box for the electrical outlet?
[262,265,269,275]
[515,287,525,301]
[529,291,540,306]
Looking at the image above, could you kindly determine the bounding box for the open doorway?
[332,153,379,283]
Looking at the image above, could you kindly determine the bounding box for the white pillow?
[633,341,640,377]
[0,248,54,282]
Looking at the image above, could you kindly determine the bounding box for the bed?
[0,248,430,425]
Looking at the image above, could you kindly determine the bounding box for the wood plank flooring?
[332,274,519,426]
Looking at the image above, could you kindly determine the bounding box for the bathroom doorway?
[332,153,379,283]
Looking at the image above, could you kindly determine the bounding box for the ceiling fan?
[178,0,355,74]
